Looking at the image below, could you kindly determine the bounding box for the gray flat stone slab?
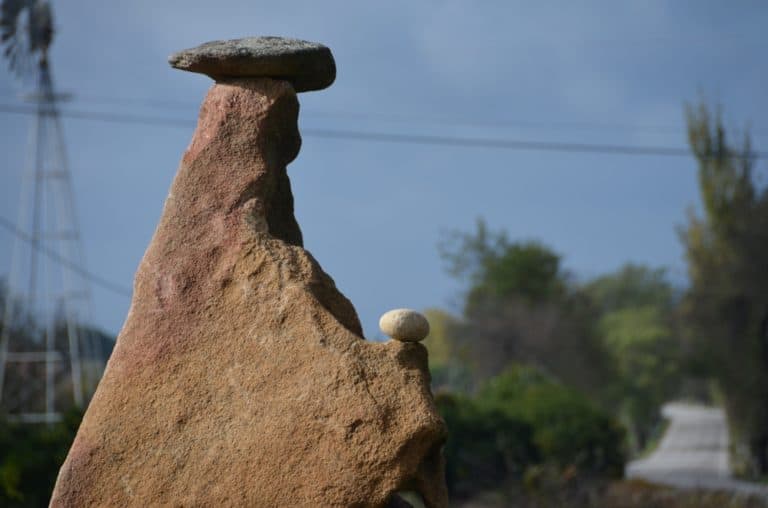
[169,36,335,92]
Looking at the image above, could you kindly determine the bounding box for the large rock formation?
[50,38,447,508]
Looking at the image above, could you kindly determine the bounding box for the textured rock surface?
[380,309,431,342]
[50,78,447,507]
[169,36,335,92]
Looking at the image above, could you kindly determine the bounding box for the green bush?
[436,392,536,499]
[437,365,627,499]
[478,365,626,477]
[0,410,81,507]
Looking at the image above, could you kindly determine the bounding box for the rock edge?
[168,36,335,92]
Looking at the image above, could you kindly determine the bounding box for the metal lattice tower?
[0,0,103,422]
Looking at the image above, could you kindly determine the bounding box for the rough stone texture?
[169,36,335,92]
[49,78,448,508]
[380,309,431,342]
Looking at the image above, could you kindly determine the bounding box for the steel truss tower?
[0,53,103,423]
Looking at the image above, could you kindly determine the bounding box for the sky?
[0,1,766,339]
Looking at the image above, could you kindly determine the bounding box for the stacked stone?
[50,37,447,508]
[380,309,430,343]
[168,36,336,92]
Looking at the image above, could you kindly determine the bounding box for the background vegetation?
[0,410,80,508]
[424,102,768,504]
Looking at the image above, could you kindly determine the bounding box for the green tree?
[439,220,616,400]
[584,265,681,453]
[586,264,675,314]
[477,365,625,477]
[441,220,565,314]
[680,103,768,476]
[0,282,111,505]
[422,308,473,392]
[0,409,82,507]
[599,305,679,451]
[436,392,535,499]
[436,365,625,500]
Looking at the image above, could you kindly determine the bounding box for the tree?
[0,409,82,507]
[440,220,565,314]
[0,281,115,416]
[0,281,114,506]
[477,365,625,477]
[585,264,675,314]
[438,220,616,401]
[436,392,535,499]
[599,305,679,450]
[421,308,473,392]
[680,103,768,476]
[436,365,625,500]
[584,265,681,453]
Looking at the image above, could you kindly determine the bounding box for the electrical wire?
[0,101,765,299]
[0,104,765,160]
[0,215,132,297]
[2,91,767,138]
[300,128,766,159]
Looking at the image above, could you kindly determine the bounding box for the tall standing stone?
[50,37,447,508]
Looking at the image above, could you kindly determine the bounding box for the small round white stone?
[379,309,430,342]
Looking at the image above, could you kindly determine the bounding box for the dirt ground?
[454,479,768,508]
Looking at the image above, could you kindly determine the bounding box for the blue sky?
[0,1,766,338]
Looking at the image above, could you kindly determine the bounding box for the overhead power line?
[4,207,762,299]
[1,103,765,160]
[299,109,768,138]
[0,216,132,297]
[300,128,768,159]
[0,103,190,127]
[2,91,767,138]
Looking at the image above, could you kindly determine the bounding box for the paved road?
[627,402,768,496]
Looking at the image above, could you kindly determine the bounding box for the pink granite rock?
[50,69,447,506]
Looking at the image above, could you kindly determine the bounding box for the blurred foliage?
[0,282,110,506]
[585,265,682,453]
[428,215,725,506]
[680,102,768,477]
[479,366,626,476]
[437,220,616,404]
[422,309,474,392]
[0,410,81,507]
[437,364,625,501]
[433,101,768,504]
[585,264,675,314]
[598,306,679,450]
[433,221,682,458]
[0,281,113,417]
[440,221,565,311]
[436,392,535,498]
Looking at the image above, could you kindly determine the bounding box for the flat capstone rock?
[168,36,335,92]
